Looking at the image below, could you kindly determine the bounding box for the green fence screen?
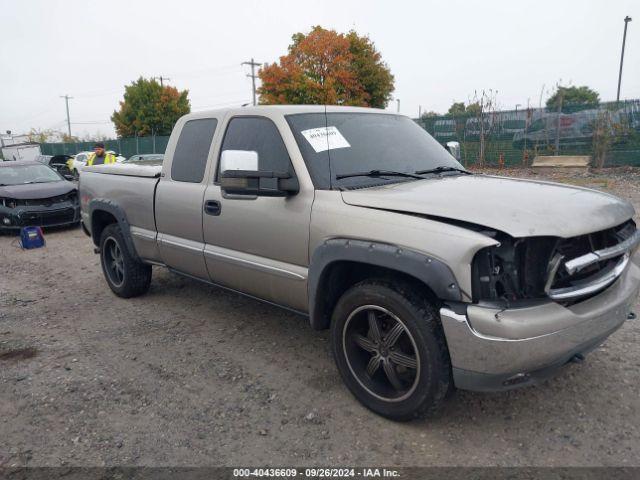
[41,136,170,159]
[40,99,640,167]
[415,99,640,167]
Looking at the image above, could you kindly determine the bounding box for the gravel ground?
[1,168,639,468]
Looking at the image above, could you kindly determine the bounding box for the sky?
[1,0,638,139]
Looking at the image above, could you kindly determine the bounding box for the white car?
[67,151,92,179]
[68,151,125,179]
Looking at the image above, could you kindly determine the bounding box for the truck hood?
[341,174,634,238]
[0,181,75,200]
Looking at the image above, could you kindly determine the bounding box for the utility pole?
[396,99,400,113]
[418,105,422,118]
[616,16,632,102]
[242,58,262,106]
[554,89,564,155]
[152,76,171,87]
[60,95,73,137]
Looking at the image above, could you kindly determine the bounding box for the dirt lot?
[1,168,639,468]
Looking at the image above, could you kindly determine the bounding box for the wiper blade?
[335,169,425,180]
[415,166,471,175]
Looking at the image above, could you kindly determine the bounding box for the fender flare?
[88,198,140,261]
[308,238,462,330]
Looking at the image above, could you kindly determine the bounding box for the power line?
[60,95,73,136]
[241,58,262,106]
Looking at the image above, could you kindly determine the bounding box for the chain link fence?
[41,135,170,159]
[40,99,640,167]
[416,99,640,167]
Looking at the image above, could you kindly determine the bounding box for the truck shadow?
[142,268,630,431]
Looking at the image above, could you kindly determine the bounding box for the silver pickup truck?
[80,105,640,420]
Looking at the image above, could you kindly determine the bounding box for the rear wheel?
[99,223,151,298]
[330,279,451,420]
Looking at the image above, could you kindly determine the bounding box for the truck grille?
[546,220,638,302]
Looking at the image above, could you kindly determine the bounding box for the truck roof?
[183,104,399,121]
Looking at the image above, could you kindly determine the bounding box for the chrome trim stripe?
[565,229,640,274]
[549,254,630,300]
[130,226,157,241]
[204,245,307,282]
[160,235,205,254]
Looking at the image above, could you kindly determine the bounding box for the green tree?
[111,77,190,137]
[345,31,395,108]
[420,111,439,119]
[447,102,466,116]
[545,85,600,111]
[447,101,481,116]
[259,26,394,107]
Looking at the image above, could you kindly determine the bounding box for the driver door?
[202,115,312,311]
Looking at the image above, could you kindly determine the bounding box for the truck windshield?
[285,112,463,189]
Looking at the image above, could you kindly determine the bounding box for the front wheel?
[330,279,451,421]
[99,223,151,298]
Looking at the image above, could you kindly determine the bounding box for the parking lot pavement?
[1,169,639,467]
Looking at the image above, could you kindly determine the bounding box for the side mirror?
[63,174,74,181]
[445,141,461,161]
[219,150,299,197]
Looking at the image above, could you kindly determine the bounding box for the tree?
[447,101,481,116]
[420,111,439,119]
[545,85,600,111]
[469,90,499,166]
[111,77,190,137]
[61,133,79,143]
[258,26,394,107]
[447,102,466,116]
[345,31,394,108]
[27,128,57,143]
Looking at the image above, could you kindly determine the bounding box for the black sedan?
[0,161,80,231]
[34,154,74,176]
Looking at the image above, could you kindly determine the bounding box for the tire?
[330,279,451,421]
[99,223,151,298]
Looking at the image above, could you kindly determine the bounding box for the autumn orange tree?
[258,26,394,108]
[111,77,190,137]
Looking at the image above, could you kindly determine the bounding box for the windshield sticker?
[301,126,351,153]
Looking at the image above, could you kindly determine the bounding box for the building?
[0,131,41,161]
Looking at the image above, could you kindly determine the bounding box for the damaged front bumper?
[0,203,80,231]
[440,253,640,391]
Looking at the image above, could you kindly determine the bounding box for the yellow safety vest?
[87,153,117,166]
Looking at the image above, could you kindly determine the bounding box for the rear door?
[155,115,220,279]
[202,114,313,311]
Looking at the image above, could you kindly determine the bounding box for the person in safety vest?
[86,142,117,166]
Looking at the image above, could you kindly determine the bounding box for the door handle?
[204,200,222,216]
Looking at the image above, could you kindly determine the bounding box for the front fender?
[308,238,462,330]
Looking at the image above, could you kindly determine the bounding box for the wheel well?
[91,210,117,246]
[312,261,440,330]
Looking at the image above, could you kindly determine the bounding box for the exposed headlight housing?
[0,198,17,209]
[471,233,556,303]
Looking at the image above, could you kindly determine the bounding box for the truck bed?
[80,164,161,247]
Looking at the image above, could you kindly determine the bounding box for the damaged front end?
[0,191,81,231]
[471,219,640,306]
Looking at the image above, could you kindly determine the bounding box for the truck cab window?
[171,118,217,183]
[218,117,293,177]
